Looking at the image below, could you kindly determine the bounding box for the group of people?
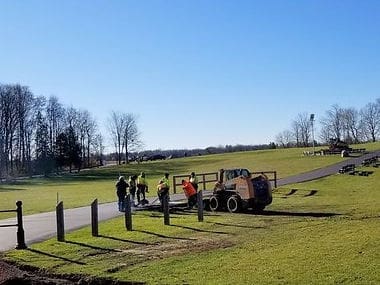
[115,172,149,212]
[115,171,199,212]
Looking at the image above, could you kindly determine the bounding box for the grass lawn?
[1,141,378,219]
[5,162,380,284]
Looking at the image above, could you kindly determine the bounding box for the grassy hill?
[3,142,380,284]
[1,142,378,218]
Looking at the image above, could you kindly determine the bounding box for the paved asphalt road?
[1,151,379,251]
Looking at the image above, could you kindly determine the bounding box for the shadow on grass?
[64,240,121,253]
[135,229,196,241]
[304,190,318,197]
[206,221,266,229]
[170,210,222,217]
[275,188,319,198]
[285,189,298,196]
[256,210,339,218]
[0,187,26,192]
[27,248,85,265]
[170,224,232,235]
[98,234,156,245]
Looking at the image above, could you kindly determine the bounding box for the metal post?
[163,194,170,225]
[91,199,98,237]
[16,201,27,249]
[202,174,206,191]
[197,190,203,222]
[56,201,65,242]
[125,194,132,231]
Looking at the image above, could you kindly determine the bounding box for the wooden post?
[202,174,206,191]
[56,201,65,242]
[197,190,204,222]
[172,177,176,194]
[163,194,170,225]
[274,171,277,188]
[15,201,27,249]
[91,199,98,237]
[125,194,132,231]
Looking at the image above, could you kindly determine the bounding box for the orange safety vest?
[182,180,197,198]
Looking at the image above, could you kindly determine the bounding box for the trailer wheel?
[209,196,219,211]
[227,196,240,213]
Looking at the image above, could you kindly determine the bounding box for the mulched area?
[0,259,141,285]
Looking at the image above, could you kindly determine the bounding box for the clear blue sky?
[1,0,379,151]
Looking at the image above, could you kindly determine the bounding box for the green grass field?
[1,142,378,218]
[3,142,380,284]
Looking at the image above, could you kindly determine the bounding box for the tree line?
[0,83,103,178]
[3,82,379,179]
[275,99,380,148]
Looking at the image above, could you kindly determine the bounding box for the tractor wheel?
[209,196,219,212]
[227,196,240,213]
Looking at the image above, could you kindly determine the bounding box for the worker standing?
[189,172,199,191]
[181,179,197,209]
[115,176,128,212]
[128,175,137,207]
[137,172,149,205]
[157,173,170,211]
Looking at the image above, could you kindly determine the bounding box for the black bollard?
[125,194,133,231]
[16,201,27,249]
[91,199,98,237]
[56,201,65,242]
[197,190,204,222]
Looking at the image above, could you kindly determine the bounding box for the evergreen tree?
[55,132,69,172]
[35,111,54,176]
[66,126,82,172]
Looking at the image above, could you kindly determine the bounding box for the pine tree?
[35,111,54,176]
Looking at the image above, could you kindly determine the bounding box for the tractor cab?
[222,168,251,181]
[211,168,272,213]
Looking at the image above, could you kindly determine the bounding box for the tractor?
[328,138,352,152]
[209,168,272,213]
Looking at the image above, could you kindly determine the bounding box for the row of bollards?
[55,190,205,241]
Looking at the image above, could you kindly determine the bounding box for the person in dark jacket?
[115,176,128,211]
[128,175,137,207]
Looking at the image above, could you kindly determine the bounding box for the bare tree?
[292,113,312,147]
[107,111,124,165]
[360,101,380,142]
[341,107,363,144]
[320,105,344,143]
[93,133,104,166]
[1,85,18,175]
[291,120,301,147]
[46,96,65,153]
[107,111,142,165]
[275,130,293,148]
[77,110,98,168]
[121,113,141,163]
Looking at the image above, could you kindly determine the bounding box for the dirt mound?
[0,260,142,285]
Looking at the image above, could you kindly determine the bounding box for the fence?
[172,171,277,193]
[252,171,277,188]
[0,201,27,249]
[172,172,218,194]
[55,195,203,241]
